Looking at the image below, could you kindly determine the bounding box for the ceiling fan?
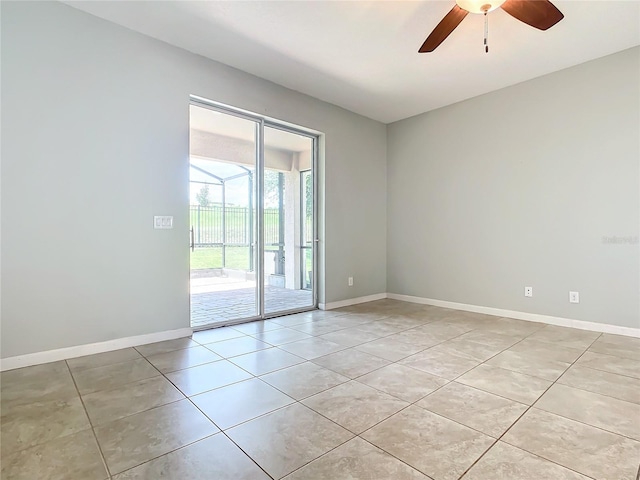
[419,0,564,53]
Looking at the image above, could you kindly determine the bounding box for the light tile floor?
[2,299,639,479]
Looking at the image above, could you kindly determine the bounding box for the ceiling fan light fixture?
[455,0,506,14]
[419,0,563,53]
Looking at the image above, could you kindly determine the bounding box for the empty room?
[1,1,639,479]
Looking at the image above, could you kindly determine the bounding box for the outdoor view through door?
[189,102,316,328]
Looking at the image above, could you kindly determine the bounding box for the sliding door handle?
[190,227,195,252]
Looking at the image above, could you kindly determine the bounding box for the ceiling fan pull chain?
[484,11,489,53]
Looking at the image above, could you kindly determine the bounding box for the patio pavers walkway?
[191,286,313,327]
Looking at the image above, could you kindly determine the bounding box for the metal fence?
[190,205,281,246]
[191,204,312,275]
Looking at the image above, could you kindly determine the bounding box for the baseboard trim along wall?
[3,292,638,371]
[0,327,193,372]
[319,293,388,311]
[386,293,640,338]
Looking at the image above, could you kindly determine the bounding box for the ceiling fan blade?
[501,0,564,30]
[419,5,469,53]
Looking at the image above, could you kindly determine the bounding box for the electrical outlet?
[524,287,533,297]
[348,276,354,287]
[569,291,579,303]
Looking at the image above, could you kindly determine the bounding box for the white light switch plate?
[154,216,173,229]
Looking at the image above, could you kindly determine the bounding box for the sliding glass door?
[189,104,259,328]
[189,100,317,328]
[263,126,315,314]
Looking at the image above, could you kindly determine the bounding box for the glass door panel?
[263,126,315,315]
[300,170,313,291]
[189,104,259,327]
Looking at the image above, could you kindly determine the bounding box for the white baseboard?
[319,293,388,311]
[387,293,640,338]
[4,292,637,372]
[0,327,193,372]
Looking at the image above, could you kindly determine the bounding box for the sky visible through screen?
[189,157,282,208]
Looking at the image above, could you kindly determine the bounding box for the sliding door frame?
[260,122,318,319]
[190,96,319,329]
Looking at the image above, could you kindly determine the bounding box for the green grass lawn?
[190,246,251,270]
[189,205,313,272]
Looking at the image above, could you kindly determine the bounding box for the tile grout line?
[10,307,634,479]
[460,335,613,383]
[175,356,352,480]
[119,341,277,479]
[190,377,297,430]
[218,430,276,480]
[264,317,545,478]
[186,382,278,480]
[351,321,542,405]
[114,433,222,477]
[331,323,549,478]
[117,317,636,478]
[98,350,198,477]
[282,315,500,477]
[189,310,433,478]
[258,309,632,478]
[526,342,640,443]
[258,371,351,405]
[455,332,605,480]
[2,358,176,463]
[326,320,589,480]
[358,436,438,480]
[63,359,113,480]
[74,368,162,399]
[574,362,640,381]
[85,344,249,477]
[272,317,479,378]
[551,375,640,409]
[206,317,599,476]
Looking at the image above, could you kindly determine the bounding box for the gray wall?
[1,1,387,358]
[387,47,640,329]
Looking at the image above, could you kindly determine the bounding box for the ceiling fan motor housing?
[456,0,506,14]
